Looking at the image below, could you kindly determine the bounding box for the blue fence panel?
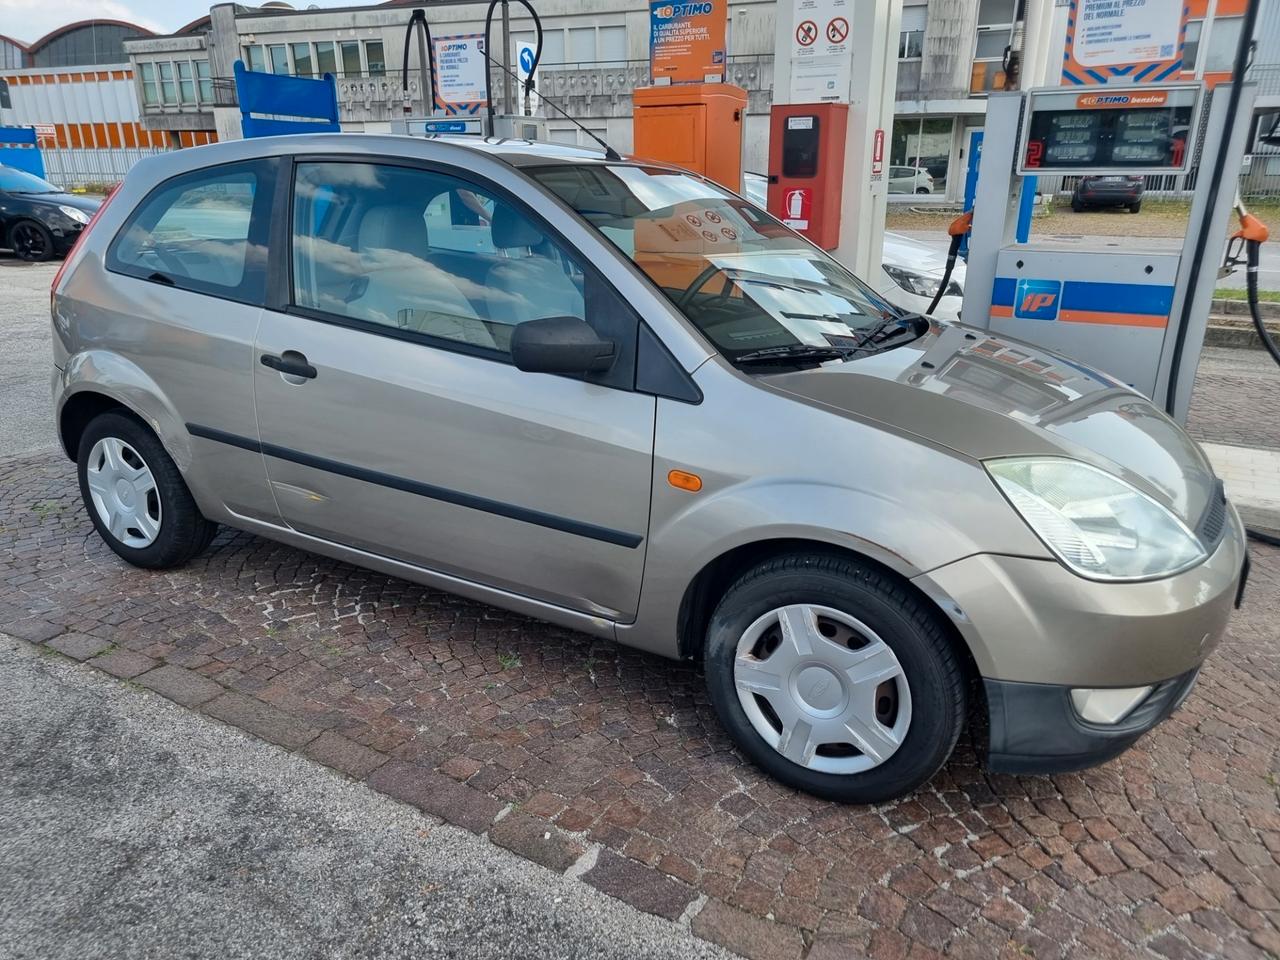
[234,61,340,139]
[0,126,47,178]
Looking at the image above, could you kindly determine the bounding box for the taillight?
[51,182,120,312]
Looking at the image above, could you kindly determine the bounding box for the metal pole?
[501,0,513,115]
[417,19,431,115]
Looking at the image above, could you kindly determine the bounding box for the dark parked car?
[1071,175,1145,213]
[0,165,102,261]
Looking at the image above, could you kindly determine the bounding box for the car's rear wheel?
[703,553,965,803]
[1071,198,1085,212]
[77,412,217,569]
[1129,201,1142,214]
[9,220,54,262]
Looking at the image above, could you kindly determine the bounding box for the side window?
[108,160,273,303]
[291,161,591,358]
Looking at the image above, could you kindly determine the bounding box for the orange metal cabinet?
[632,83,747,191]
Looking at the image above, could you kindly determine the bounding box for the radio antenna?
[477,45,622,160]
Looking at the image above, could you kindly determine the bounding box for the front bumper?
[984,668,1199,773]
[914,504,1246,688]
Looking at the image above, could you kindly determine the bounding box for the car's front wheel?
[77,411,218,569]
[704,553,965,803]
[9,220,54,262]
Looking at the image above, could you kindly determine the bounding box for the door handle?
[260,351,317,380]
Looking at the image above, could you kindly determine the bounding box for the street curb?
[1,625,741,959]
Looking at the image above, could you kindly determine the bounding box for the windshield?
[0,167,58,194]
[528,164,905,363]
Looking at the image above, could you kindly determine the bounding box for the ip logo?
[1014,278,1061,321]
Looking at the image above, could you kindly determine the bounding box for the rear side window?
[107,159,276,304]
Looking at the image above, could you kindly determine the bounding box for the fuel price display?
[1018,85,1200,175]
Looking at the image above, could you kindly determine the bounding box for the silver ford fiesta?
[50,135,1247,802]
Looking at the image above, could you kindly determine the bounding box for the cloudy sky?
[0,0,356,43]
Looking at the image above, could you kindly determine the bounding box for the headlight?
[884,264,961,300]
[986,457,1207,581]
[58,205,91,225]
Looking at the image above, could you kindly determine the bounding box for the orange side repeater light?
[667,470,703,492]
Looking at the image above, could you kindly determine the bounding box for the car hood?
[19,192,102,213]
[882,232,967,285]
[765,321,1217,524]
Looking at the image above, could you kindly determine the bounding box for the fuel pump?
[960,81,1256,426]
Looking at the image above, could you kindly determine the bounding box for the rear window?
[107,159,276,304]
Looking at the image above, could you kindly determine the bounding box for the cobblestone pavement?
[2,451,1278,960]
[1185,347,1280,452]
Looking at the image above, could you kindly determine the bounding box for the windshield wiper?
[732,344,851,366]
[855,314,920,350]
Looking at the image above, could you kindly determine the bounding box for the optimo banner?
[1061,0,1188,86]
[650,1,727,84]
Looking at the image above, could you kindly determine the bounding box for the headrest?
[358,205,428,259]
[491,202,544,249]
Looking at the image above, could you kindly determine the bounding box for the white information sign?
[787,0,851,103]
[432,34,488,111]
[1073,0,1181,67]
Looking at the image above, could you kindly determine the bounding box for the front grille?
[1196,479,1228,550]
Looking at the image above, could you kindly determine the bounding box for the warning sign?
[789,0,851,103]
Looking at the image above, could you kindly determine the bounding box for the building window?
[890,117,954,194]
[176,60,196,103]
[195,60,213,102]
[268,44,289,75]
[365,40,385,76]
[340,41,361,77]
[158,61,177,104]
[1181,20,1202,72]
[315,42,337,76]
[290,43,312,77]
[1205,16,1243,72]
[140,61,158,105]
[244,44,266,73]
[514,26,621,65]
[899,6,925,60]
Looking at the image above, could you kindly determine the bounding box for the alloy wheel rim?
[86,437,162,548]
[733,604,912,775]
[13,223,47,259]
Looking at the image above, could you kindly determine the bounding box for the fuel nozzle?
[926,209,973,316]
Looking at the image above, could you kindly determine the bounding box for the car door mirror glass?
[509,316,616,375]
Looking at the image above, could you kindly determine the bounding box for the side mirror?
[510,316,616,375]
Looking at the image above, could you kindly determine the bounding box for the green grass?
[497,651,521,670]
[1215,287,1280,303]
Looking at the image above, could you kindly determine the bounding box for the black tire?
[77,411,218,569]
[915,187,930,195]
[1071,198,1085,212]
[9,219,54,262]
[703,553,966,804]
[1129,202,1142,214]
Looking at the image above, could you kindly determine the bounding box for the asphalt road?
[1,257,60,457]
[0,636,730,960]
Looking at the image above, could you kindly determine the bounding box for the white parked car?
[888,166,934,195]
[742,173,965,321]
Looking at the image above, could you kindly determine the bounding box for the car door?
[102,157,279,524]
[252,157,655,621]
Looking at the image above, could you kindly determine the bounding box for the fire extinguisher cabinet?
[766,102,849,251]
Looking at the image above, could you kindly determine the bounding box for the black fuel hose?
[927,211,973,316]
[483,0,544,122]
[401,10,436,107]
[1245,239,1280,366]
[1239,237,1280,547]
